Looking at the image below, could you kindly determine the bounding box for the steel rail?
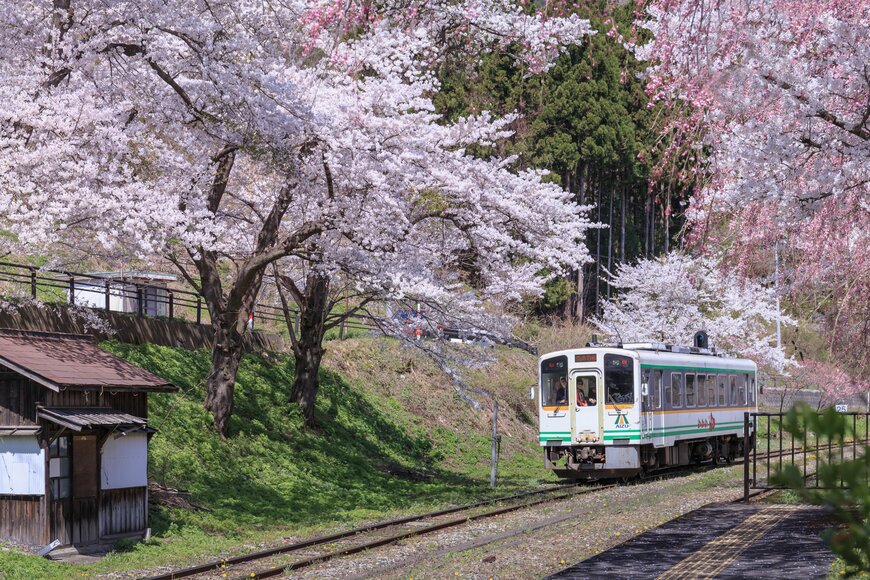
[138,482,599,580]
[241,484,616,579]
[755,437,870,462]
[140,440,869,579]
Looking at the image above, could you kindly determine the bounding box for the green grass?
[0,340,551,579]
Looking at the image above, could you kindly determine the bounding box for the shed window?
[49,435,71,499]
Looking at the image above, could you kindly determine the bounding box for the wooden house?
[0,329,176,547]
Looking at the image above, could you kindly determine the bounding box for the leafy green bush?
[773,403,870,575]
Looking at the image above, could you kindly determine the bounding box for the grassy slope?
[0,338,547,579]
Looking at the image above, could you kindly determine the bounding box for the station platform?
[549,502,836,579]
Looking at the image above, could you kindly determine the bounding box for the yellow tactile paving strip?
[657,504,803,579]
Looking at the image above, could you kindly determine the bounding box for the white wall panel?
[101,432,147,490]
[0,436,45,495]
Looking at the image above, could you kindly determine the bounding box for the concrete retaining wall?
[759,387,869,412]
[0,303,284,353]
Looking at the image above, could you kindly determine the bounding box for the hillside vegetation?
[0,337,554,579]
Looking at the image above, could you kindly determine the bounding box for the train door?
[641,372,654,438]
[649,369,667,446]
[573,371,601,442]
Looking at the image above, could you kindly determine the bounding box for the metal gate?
[743,411,870,500]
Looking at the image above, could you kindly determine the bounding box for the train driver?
[555,376,568,405]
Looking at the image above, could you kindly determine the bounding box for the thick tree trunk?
[595,170,602,316]
[650,193,657,257]
[291,272,330,428]
[663,194,671,254]
[196,254,263,439]
[204,323,245,438]
[293,339,325,428]
[620,184,626,264]
[573,162,588,322]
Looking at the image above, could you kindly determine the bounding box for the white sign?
[0,436,45,495]
[101,432,148,489]
[836,404,849,413]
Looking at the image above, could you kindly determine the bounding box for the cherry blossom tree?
[595,253,792,372]
[788,361,870,411]
[636,0,870,377]
[0,1,595,434]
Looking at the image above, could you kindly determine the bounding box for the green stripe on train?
[602,421,743,434]
[603,425,746,439]
[640,364,754,374]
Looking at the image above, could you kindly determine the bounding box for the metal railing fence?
[0,261,376,337]
[743,411,870,500]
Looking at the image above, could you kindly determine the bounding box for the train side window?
[717,374,727,406]
[738,374,747,405]
[749,376,756,404]
[652,370,662,409]
[671,373,683,408]
[706,375,716,407]
[686,373,696,407]
[729,375,738,405]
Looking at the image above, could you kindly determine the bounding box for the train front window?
[604,354,634,404]
[540,355,569,407]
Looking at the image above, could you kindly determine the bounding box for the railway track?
[139,482,613,580]
[141,439,868,579]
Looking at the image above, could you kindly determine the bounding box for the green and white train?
[538,338,757,479]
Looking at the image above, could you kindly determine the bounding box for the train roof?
[541,343,757,372]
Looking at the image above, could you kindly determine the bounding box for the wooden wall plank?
[99,487,147,538]
[0,495,44,545]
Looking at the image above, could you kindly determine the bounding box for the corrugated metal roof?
[0,329,177,392]
[37,407,147,431]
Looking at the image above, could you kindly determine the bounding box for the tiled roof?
[37,407,147,431]
[0,329,176,392]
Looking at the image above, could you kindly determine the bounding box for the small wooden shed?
[0,329,176,547]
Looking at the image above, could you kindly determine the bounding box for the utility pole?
[775,239,781,349]
[490,400,499,487]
